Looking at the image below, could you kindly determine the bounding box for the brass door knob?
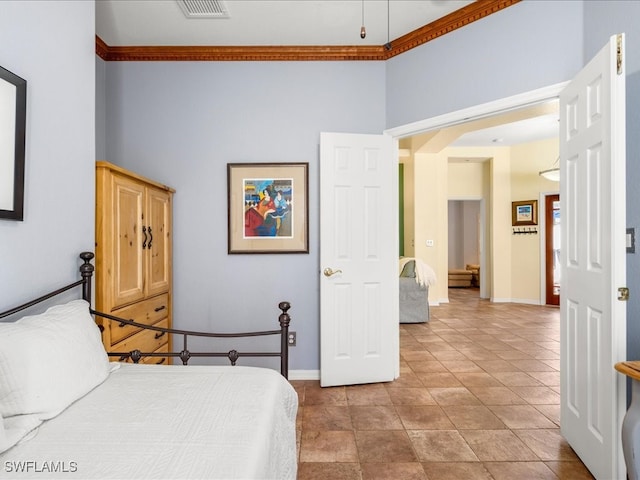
[323,267,343,277]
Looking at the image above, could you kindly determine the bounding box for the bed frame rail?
[0,252,292,378]
[93,304,291,378]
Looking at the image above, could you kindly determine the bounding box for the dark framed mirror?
[0,65,26,221]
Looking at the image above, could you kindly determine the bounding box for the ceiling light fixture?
[360,0,366,39]
[539,157,560,182]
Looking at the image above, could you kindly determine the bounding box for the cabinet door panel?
[146,187,171,297]
[112,175,145,307]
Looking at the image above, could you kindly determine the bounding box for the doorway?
[395,95,560,306]
[448,199,482,296]
[544,194,560,306]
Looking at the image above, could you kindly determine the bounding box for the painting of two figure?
[244,178,293,238]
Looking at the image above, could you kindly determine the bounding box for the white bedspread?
[0,364,298,480]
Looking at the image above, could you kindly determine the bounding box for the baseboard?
[490,297,542,305]
[510,298,543,306]
[289,369,320,381]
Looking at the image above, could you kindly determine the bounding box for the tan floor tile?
[491,371,543,386]
[295,289,591,477]
[429,350,469,361]
[474,359,522,372]
[386,372,425,388]
[421,462,493,480]
[361,462,426,480]
[458,349,501,361]
[297,462,361,480]
[489,405,558,429]
[540,358,561,370]
[494,350,535,360]
[527,370,561,386]
[534,404,561,426]
[467,386,527,405]
[415,372,463,388]
[407,360,448,373]
[408,430,479,462]
[440,360,484,373]
[401,350,437,362]
[545,461,596,479]
[386,387,437,406]
[483,461,558,479]
[515,429,581,461]
[350,405,404,430]
[453,372,503,387]
[428,387,481,406]
[509,386,561,405]
[302,405,353,430]
[460,430,538,461]
[395,405,455,430]
[425,343,458,352]
[299,430,358,462]
[355,430,418,463]
[442,405,507,430]
[304,385,347,406]
[346,383,393,405]
[509,359,558,372]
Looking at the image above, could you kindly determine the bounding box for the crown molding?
[96,0,520,62]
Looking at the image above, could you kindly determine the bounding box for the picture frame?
[512,199,538,226]
[0,65,27,221]
[227,162,309,254]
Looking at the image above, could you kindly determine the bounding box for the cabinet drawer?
[111,318,169,362]
[108,294,169,345]
[141,344,170,366]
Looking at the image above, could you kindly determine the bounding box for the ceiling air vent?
[177,0,230,18]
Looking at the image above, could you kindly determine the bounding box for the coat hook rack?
[512,227,538,235]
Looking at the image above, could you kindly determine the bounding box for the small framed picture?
[512,200,538,226]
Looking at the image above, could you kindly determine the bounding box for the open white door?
[560,34,627,479]
[319,132,398,387]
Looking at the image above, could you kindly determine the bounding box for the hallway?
[293,288,593,479]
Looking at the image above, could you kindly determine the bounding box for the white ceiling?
[95,0,474,47]
[95,0,557,147]
[451,113,559,147]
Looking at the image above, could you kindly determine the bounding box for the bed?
[0,252,298,479]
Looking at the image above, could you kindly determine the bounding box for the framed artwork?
[227,162,309,254]
[512,199,538,226]
[0,65,26,221]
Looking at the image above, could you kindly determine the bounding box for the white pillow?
[0,299,110,420]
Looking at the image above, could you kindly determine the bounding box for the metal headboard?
[0,252,292,378]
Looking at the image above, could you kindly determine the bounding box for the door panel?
[112,174,145,307]
[146,187,171,297]
[560,34,626,480]
[320,132,398,387]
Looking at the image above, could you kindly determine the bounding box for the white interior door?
[319,132,398,387]
[560,34,627,480]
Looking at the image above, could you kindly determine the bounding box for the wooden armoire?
[95,161,174,364]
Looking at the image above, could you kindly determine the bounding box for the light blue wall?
[385,0,584,128]
[103,61,386,370]
[7,0,627,372]
[383,0,640,376]
[582,0,640,378]
[101,0,640,372]
[0,1,95,311]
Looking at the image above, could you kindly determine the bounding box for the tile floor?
[291,287,594,480]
